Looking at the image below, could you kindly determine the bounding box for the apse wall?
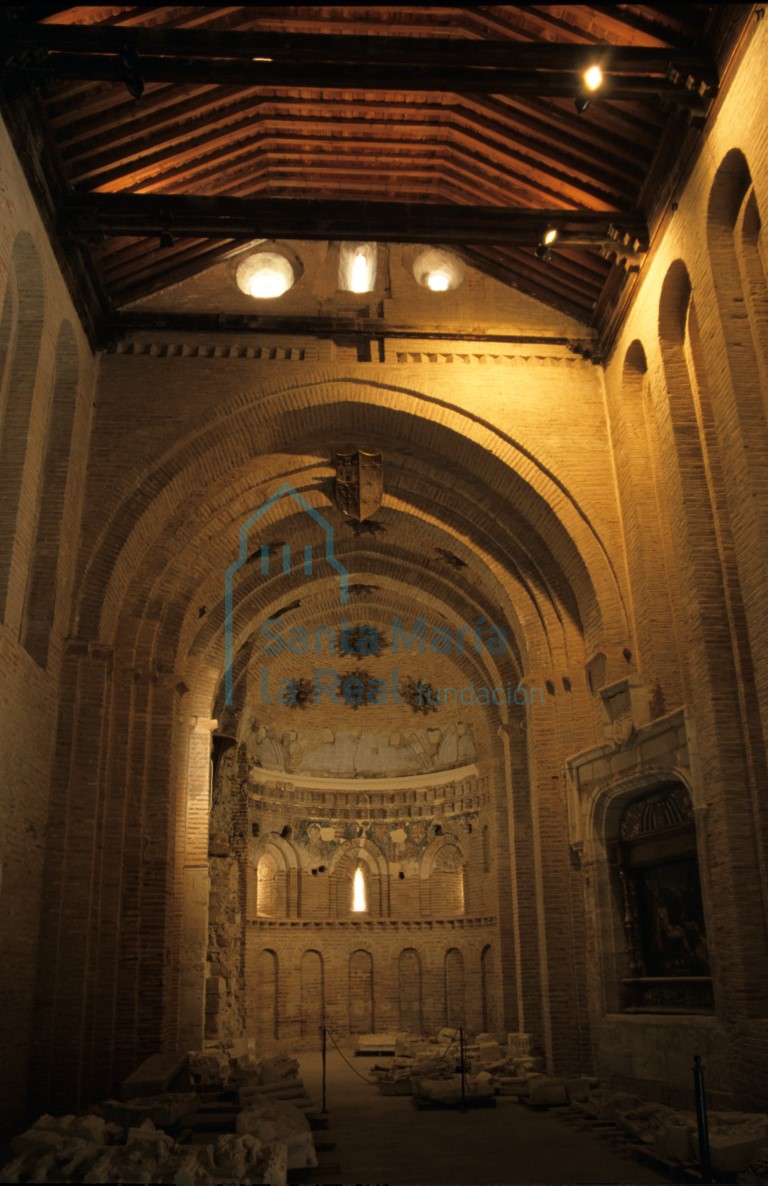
[207,739,502,1050]
[593,17,768,1107]
[0,116,97,1129]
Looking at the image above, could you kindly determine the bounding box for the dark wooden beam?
[4,56,712,105]
[100,310,599,357]
[1,24,716,103]
[59,193,648,250]
[3,24,718,77]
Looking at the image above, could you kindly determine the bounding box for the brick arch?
[587,767,698,842]
[420,828,469,877]
[249,832,300,872]
[0,231,45,626]
[610,335,684,701]
[707,147,753,233]
[172,510,570,701]
[329,837,388,879]
[75,379,626,653]
[623,338,647,378]
[22,318,81,666]
[0,263,17,410]
[658,259,692,346]
[330,840,388,918]
[117,452,580,679]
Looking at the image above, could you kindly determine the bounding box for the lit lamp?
[413,248,465,292]
[339,242,377,293]
[535,226,559,262]
[575,63,604,113]
[236,251,295,299]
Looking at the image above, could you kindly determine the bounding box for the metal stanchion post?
[459,1027,467,1112]
[322,1025,327,1113]
[693,1054,711,1183]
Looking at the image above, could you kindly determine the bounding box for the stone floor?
[298,1047,675,1185]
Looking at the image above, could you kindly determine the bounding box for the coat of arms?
[334,450,383,522]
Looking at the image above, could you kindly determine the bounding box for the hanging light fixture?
[236,251,296,299]
[575,63,604,112]
[339,242,378,293]
[413,248,466,292]
[535,226,559,262]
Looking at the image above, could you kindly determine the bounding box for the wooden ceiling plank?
[576,3,704,44]
[106,137,454,196]
[463,95,654,172]
[458,245,594,324]
[50,81,241,145]
[70,97,636,208]
[102,128,604,212]
[466,242,603,303]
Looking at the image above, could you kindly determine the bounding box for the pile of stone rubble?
[368,1028,576,1105]
[0,1052,317,1185]
[366,1029,768,1176]
[581,1089,768,1179]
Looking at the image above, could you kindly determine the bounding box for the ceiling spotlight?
[413,248,466,292]
[575,64,603,113]
[535,226,558,261]
[236,251,295,299]
[339,241,377,293]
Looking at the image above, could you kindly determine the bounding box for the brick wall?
[0,116,96,1131]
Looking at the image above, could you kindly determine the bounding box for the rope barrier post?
[693,1055,711,1184]
[322,1024,327,1113]
[459,1027,467,1112]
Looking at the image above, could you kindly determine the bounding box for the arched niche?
[348,949,374,1033]
[444,947,465,1028]
[422,834,467,918]
[330,839,387,918]
[0,232,45,626]
[22,318,80,666]
[398,948,423,1032]
[247,833,298,920]
[606,782,712,1014]
[300,949,324,1040]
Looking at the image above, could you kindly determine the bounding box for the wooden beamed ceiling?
[0,4,753,355]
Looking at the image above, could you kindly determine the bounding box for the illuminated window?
[412,248,465,292]
[352,865,367,912]
[236,251,295,299]
[339,242,377,293]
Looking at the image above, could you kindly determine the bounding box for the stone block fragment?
[654,1122,693,1163]
[528,1078,568,1107]
[565,1078,591,1104]
[507,1032,533,1057]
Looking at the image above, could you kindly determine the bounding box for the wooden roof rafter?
[0,3,753,358]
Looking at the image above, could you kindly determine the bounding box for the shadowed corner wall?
[0,116,97,1131]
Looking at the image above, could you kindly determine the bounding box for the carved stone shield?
[334,450,383,521]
